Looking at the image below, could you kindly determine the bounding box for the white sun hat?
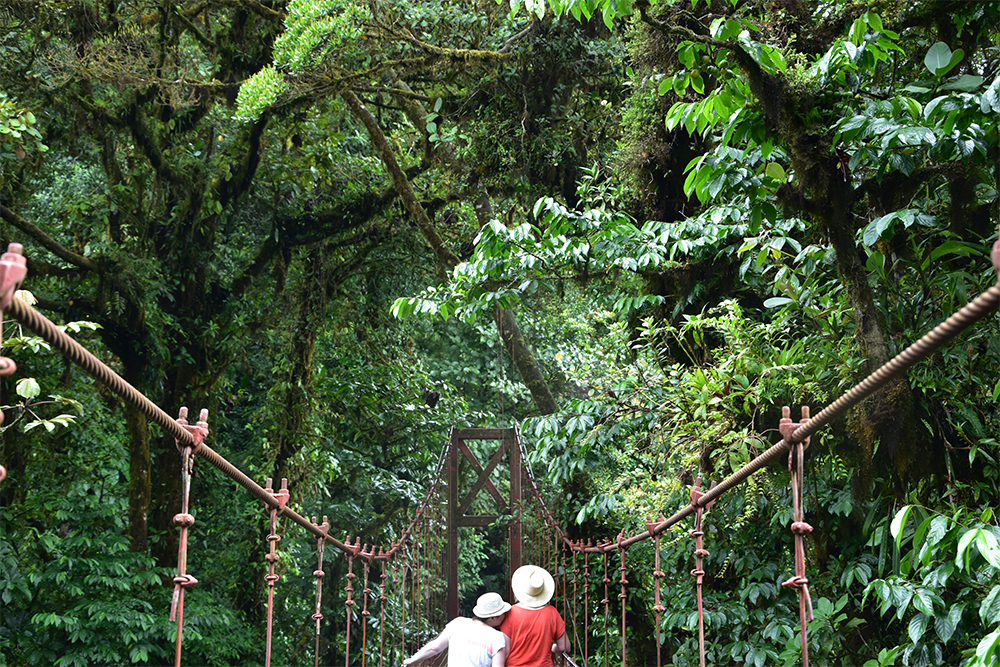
[510,565,555,609]
[473,592,512,619]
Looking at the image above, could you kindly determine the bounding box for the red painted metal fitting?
[779,406,796,443]
[313,569,325,578]
[781,575,809,589]
[311,612,324,621]
[173,574,198,588]
[0,243,27,311]
[272,478,290,510]
[173,513,195,528]
[265,573,280,583]
[689,568,705,578]
[0,465,5,482]
[0,357,16,377]
[176,407,209,454]
[791,521,813,535]
[694,549,710,558]
[992,237,1000,279]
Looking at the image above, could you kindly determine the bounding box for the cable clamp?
[175,407,209,455]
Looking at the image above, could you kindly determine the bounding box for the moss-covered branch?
[0,206,101,273]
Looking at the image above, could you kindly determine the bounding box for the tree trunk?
[495,307,558,415]
[347,83,560,416]
[126,401,150,553]
[272,245,331,487]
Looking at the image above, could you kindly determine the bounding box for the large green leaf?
[939,74,984,92]
[924,42,963,77]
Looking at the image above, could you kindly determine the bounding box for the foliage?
[0,92,47,163]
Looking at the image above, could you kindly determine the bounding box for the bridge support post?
[446,428,522,619]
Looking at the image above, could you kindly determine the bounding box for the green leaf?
[975,630,1000,665]
[924,42,963,77]
[765,162,786,181]
[934,605,960,643]
[976,530,1000,568]
[763,297,793,308]
[956,528,981,570]
[15,377,41,399]
[938,74,983,92]
[981,586,1000,626]
[690,71,705,94]
[863,212,898,246]
[890,505,913,551]
[908,612,928,643]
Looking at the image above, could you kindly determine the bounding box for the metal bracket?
[175,407,209,454]
[0,243,27,311]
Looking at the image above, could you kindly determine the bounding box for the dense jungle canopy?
[1,0,999,664]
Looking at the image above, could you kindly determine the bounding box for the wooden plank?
[458,515,499,527]
[457,439,508,515]
[453,428,505,440]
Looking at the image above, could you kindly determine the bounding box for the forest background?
[1,0,999,664]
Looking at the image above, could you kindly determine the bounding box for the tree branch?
[0,206,101,273]
[342,89,460,277]
[182,0,286,22]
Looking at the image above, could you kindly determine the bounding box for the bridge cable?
[601,550,610,667]
[647,521,665,667]
[688,479,714,667]
[781,407,815,667]
[361,557,372,667]
[344,550,357,667]
[263,477,289,667]
[616,533,629,667]
[312,516,329,667]
[168,409,205,667]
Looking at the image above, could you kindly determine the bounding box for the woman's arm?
[404,632,450,665]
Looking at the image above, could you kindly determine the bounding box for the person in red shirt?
[500,565,569,667]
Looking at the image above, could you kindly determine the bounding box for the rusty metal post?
[169,408,207,667]
[263,477,289,667]
[508,428,522,591]
[0,243,27,480]
[360,551,372,667]
[781,407,814,667]
[689,480,712,667]
[583,548,590,667]
[344,539,360,667]
[312,516,329,667]
[647,517,666,667]
[617,536,628,667]
[447,434,459,619]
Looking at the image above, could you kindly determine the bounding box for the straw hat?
[473,592,512,619]
[510,565,555,609]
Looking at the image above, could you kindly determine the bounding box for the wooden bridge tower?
[446,428,522,619]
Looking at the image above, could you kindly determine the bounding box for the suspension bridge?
[1,239,998,667]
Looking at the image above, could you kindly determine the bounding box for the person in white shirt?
[403,592,511,667]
